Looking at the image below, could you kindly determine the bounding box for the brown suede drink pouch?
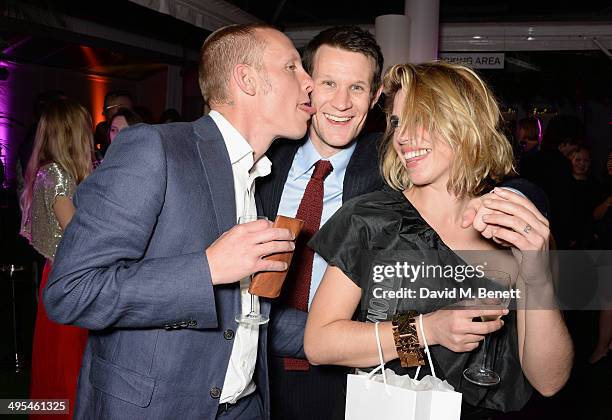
[249,215,305,298]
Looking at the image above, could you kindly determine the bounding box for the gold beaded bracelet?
[391,311,425,368]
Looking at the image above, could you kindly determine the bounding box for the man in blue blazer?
[44,24,314,420]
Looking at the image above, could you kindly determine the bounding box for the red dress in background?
[22,163,88,419]
[30,262,88,419]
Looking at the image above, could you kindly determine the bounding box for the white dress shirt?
[209,111,272,404]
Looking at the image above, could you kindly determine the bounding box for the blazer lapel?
[343,132,383,202]
[258,138,303,219]
[193,116,236,234]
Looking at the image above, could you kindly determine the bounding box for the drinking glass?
[462,270,512,386]
[235,215,270,326]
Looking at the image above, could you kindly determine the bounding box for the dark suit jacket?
[44,116,271,420]
[257,132,385,358]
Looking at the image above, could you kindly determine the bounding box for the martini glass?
[462,270,512,386]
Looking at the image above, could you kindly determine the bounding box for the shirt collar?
[252,153,272,179]
[209,110,252,165]
[291,137,357,181]
[209,110,271,178]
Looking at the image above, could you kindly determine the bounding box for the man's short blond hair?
[199,23,275,106]
[379,62,515,198]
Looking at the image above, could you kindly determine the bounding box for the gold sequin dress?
[22,162,87,420]
[21,162,76,260]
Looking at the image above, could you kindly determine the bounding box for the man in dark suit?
[259,26,548,420]
[44,24,314,420]
[258,26,385,420]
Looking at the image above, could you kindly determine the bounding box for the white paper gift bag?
[345,366,417,419]
[345,316,462,420]
[414,388,462,420]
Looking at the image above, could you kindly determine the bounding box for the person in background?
[108,107,143,143]
[20,98,93,419]
[93,91,134,156]
[305,62,573,419]
[515,116,541,169]
[570,146,592,181]
[589,150,612,364]
[19,90,67,178]
[521,115,585,248]
[568,146,598,249]
[593,150,612,246]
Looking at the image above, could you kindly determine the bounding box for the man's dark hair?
[110,107,143,126]
[302,25,384,95]
[103,90,134,113]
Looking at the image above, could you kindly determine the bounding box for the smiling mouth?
[323,112,352,123]
[403,148,432,161]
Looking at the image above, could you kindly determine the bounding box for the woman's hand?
[478,187,550,284]
[422,307,508,352]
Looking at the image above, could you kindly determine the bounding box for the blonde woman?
[304,62,573,418]
[21,98,92,419]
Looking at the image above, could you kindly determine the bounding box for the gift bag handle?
[367,322,388,386]
[413,313,437,380]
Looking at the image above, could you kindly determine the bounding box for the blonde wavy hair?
[20,98,93,222]
[379,61,514,198]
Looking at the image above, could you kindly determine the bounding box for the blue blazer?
[44,116,271,419]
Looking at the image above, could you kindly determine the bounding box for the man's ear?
[232,64,257,96]
[369,84,384,109]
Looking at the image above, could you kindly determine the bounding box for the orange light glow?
[80,46,107,128]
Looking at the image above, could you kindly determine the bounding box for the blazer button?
[223,329,235,340]
[210,387,221,399]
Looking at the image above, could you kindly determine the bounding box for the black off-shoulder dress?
[309,189,533,418]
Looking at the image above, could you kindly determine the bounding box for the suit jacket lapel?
[193,116,236,234]
[343,132,383,202]
[258,138,303,218]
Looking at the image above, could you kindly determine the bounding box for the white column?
[165,64,183,113]
[375,14,411,72]
[404,0,440,63]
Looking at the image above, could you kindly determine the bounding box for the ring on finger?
[523,224,532,234]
